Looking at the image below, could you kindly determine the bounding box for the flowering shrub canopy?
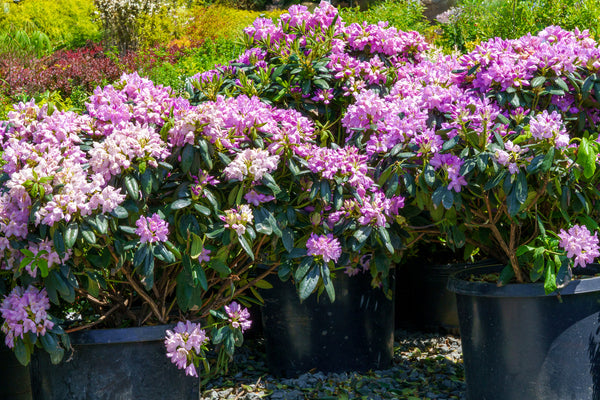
[3,0,600,374]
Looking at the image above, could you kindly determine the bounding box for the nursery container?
[0,342,32,400]
[29,325,198,400]
[449,264,600,400]
[260,271,395,377]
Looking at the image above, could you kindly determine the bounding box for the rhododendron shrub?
[0,72,310,371]
[340,25,600,292]
[190,1,600,293]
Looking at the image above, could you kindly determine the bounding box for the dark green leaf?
[64,222,79,249]
[295,256,313,281]
[515,172,528,204]
[282,228,294,252]
[123,175,139,201]
[181,144,194,173]
[171,199,192,210]
[299,265,320,301]
[53,230,66,258]
[484,170,507,190]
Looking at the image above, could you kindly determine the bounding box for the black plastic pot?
[0,342,32,400]
[448,264,600,400]
[30,325,198,400]
[396,259,496,333]
[260,271,395,377]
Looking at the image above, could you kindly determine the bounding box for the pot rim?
[447,264,600,298]
[70,324,175,346]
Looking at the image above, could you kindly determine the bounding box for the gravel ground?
[200,330,466,400]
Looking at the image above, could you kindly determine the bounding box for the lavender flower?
[306,233,342,264]
[558,225,600,268]
[164,321,208,378]
[244,190,275,206]
[224,302,252,332]
[135,214,169,244]
[1,286,54,349]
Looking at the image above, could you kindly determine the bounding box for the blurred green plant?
[434,0,600,53]
[0,0,102,50]
[339,0,430,34]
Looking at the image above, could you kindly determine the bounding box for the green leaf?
[299,265,320,301]
[193,204,211,216]
[238,234,254,260]
[497,265,515,286]
[507,189,520,216]
[531,76,546,88]
[515,172,528,204]
[64,222,79,249]
[582,75,594,98]
[181,144,194,173]
[80,223,96,244]
[140,169,154,196]
[541,147,555,173]
[190,233,204,259]
[133,244,150,268]
[171,199,192,210]
[353,226,372,244]
[209,259,231,277]
[378,226,394,254]
[544,259,557,294]
[442,135,459,151]
[123,175,139,201]
[282,228,294,253]
[13,340,30,366]
[577,137,596,179]
[111,206,129,219]
[53,229,66,258]
[321,264,335,303]
[294,256,313,281]
[484,170,507,190]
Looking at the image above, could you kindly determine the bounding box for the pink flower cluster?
[306,233,342,264]
[0,286,54,349]
[164,321,208,377]
[558,225,600,268]
[135,214,170,244]
[223,148,280,183]
[224,302,252,332]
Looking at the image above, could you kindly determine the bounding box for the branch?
[122,268,166,324]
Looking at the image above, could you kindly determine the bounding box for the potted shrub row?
[3,2,600,399]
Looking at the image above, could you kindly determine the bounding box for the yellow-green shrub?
[184,4,283,43]
[0,0,102,49]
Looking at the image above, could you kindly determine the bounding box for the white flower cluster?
[94,0,171,52]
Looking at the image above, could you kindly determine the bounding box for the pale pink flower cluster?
[558,225,600,268]
[495,140,529,175]
[306,233,342,263]
[223,148,280,183]
[224,302,252,332]
[89,122,170,180]
[529,110,570,148]
[220,205,254,235]
[164,321,208,377]
[1,286,54,349]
